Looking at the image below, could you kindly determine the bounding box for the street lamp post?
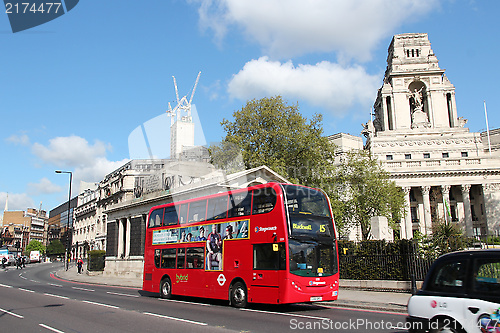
[55,170,72,271]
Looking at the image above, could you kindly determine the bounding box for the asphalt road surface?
[0,262,410,332]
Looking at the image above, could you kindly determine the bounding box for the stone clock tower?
[371,33,464,133]
[363,33,500,240]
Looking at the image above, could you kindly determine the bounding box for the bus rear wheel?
[231,282,247,308]
[160,278,172,299]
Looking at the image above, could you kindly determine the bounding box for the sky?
[1,0,499,216]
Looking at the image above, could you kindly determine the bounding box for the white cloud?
[0,192,34,212]
[6,134,30,146]
[74,157,129,185]
[27,178,63,196]
[227,57,380,116]
[31,135,130,187]
[194,0,439,60]
[32,136,108,168]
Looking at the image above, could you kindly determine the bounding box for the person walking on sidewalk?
[77,257,83,274]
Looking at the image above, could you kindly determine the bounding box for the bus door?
[182,247,206,297]
[251,243,286,304]
[143,248,158,291]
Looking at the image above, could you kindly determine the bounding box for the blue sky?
[1,0,499,215]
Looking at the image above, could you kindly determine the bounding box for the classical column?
[421,186,432,235]
[441,185,451,223]
[125,217,131,258]
[461,184,473,237]
[118,218,124,258]
[402,187,412,239]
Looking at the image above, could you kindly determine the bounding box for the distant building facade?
[48,197,77,256]
[1,208,48,250]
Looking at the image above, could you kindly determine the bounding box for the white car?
[407,249,500,332]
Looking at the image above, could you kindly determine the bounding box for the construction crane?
[167,71,201,126]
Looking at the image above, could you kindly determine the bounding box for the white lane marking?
[240,308,329,321]
[0,307,24,318]
[73,287,95,292]
[0,283,12,288]
[20,275,27,280]
[39,323,65,333]
[44,293,69,300]
[30,280,40,283]
[82,300,119,309]
[158,299,210,306]
[107,291,139,298]
[19,288,35,293]
[49,283,63,287]
[144,312,207,326]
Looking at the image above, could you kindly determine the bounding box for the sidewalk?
[55,264,410,313]
[55,264,142,288]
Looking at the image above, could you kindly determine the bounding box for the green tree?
[24,239,45,256]
[332,150,406,240]
[430,218,469,256]
[211,96,336,186]
[46,239,65,256]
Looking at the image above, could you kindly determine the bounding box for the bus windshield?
[282,185,338,277]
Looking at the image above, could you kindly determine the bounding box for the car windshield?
[283,185,331,218]
[289,238,338,277]
[283,184,335,238]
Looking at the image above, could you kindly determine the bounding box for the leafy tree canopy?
[24,239,45,256]
[211,96,336,186]
[331,150,406,240]
[46,239,65,256]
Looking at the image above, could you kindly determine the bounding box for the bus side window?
[207,195,228,221]
[177,248,186,269]
[228,191,252,217]
[253,243,286,270]
[186,247,204,269]
[163,206,178,226]
[149,208,164,228]
[188,200,207,223]
[154,249,161,268]
[161,248,176,269]
[252,188,277,215]
[177,204,188,224]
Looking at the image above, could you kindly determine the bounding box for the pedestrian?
[77,257,83,274]
[1,257,6,269]
[16,256,21,269]
[22,256,26,268]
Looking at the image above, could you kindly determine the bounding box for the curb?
[321,301,408,314]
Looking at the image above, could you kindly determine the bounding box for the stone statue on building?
[457,116,468,128]
[361,120,375,138]
[409,87,431,129]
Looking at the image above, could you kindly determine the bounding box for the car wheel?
[160,278,172,299]
[231,281,247,308]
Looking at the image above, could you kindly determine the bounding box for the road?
[0,262,410,332]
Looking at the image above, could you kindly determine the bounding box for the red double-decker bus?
[142,182,339,307]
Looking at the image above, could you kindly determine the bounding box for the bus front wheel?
[231,281,247,308]
[160,278,172,299]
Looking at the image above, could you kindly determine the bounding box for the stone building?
[348,33,500,239]
[74,186,106,258]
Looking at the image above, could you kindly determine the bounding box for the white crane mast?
[167,71,201,126]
